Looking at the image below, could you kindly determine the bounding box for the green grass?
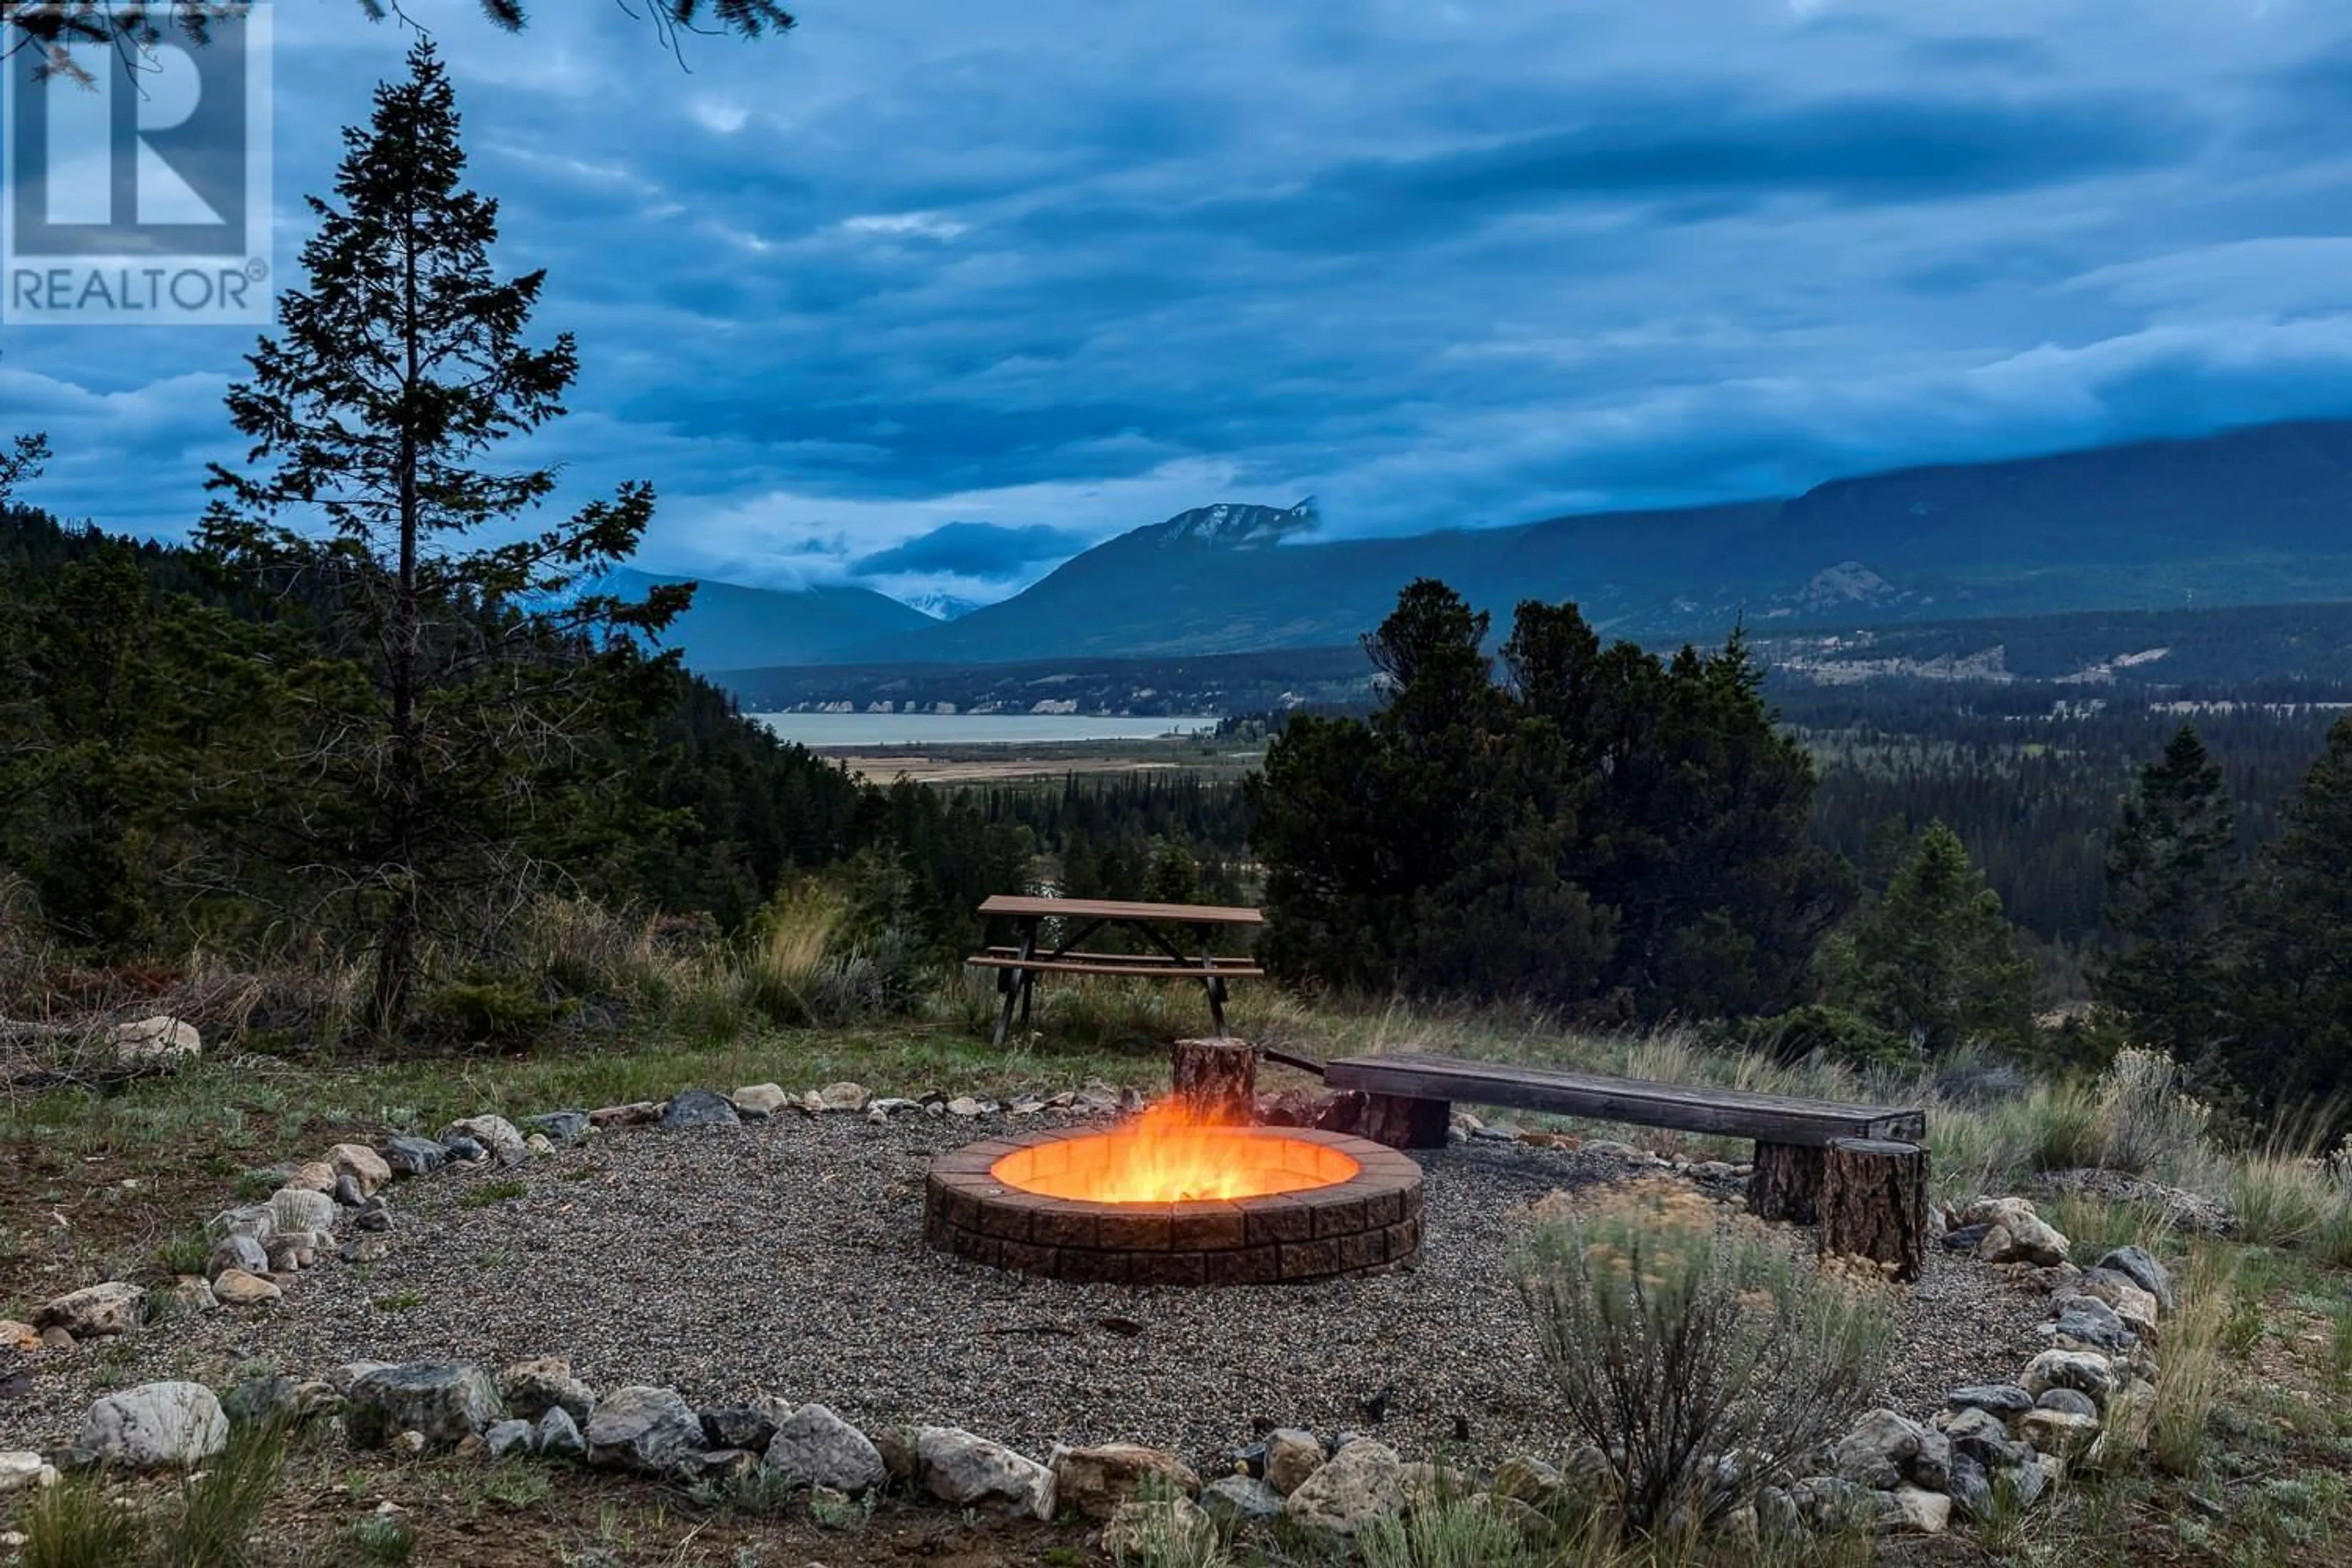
[456,1178,527,1208]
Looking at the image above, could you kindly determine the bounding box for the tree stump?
[1172,1037,1260,1125]
[1817,1137,1929,1283]
[1747,1142,1825,1224]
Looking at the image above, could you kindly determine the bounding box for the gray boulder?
[206,1234,268,1281]
[765,1403,888,1494]
[537,1406,586,1461]
[1942,1406,2034,1472]
[486,1419,535,1460]
[380,1135,447,1176]
[524,1110,590,1145]
[498,1358,595,1424]
[345,1363,501,1449]
[1200,1473,1286,1526]
[1945,1383,2036,1420]
[2021,1349,2117,1408]
[75,1382,228,1469]
[914,1426,1055,1520]
[701,1395,794,1453]
[1946,1453,1994,1521]
[2093,1245,2176,1311]
[1832,1408,1927,1491]
[586,1385,706,1473]
[2051,1295,2136,1351]
[2036,1388,2099,1418]
[661,1089,741,1130]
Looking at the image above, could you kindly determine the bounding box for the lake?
[750,712,1221,747]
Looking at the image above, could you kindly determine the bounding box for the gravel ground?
[2,1109,2051,1469]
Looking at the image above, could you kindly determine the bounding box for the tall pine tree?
[200,42,687,1034]
[2218,717,2352,1116]
[2098,725,2236,1064]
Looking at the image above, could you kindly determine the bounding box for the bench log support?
[1359,1092,1451,1150]
[1817,1137,1929,1283]
[1747,1141,1826,1224]
[1172,1037,1259,1125]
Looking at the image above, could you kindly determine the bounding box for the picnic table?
[966,895,1265,1046]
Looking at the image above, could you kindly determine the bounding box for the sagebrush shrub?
[1517,1180,1895,1536]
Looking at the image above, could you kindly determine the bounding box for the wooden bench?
[968,895,1265,1047]
[1324,1051,1926,1225]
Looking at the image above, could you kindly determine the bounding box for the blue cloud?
[851,521,1093,578]
[7,0,2352,602]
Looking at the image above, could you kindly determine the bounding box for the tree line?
[1242,580,2352,1120]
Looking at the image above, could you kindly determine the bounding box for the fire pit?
[925,1105,1423,1286]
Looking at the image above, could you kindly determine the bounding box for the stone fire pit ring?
[924,1126,1423,1286]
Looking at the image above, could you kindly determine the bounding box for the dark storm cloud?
[8,1,2352,601]
[851,521,1093,579]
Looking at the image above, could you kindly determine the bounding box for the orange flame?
[991,1101,1360,1204]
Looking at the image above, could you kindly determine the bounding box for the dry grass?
[2151,1243,2234,1476]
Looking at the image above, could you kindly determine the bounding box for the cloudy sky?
[7,0,2352,607]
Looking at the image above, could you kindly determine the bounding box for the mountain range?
[635,420,2352,675]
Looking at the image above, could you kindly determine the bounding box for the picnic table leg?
[993,922,1038,1049]
[1201,931,1227,1033]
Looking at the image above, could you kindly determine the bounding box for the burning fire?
[992,1101,1360,1205]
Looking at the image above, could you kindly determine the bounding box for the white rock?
[328,1144,393,1197]
[916,1426,1055,1520]
[0,1452,58,1494]
[110,1016,199,1066]
[817,1081,870,1113]
[1283,1438,1410,1539]
[1887,1487,1951,1534]
[269,1186,337,1236]
[731,1084,789,1117]
[443,1115,526,1164]
[34,1282,145,1338]
[75,1382,227,1469]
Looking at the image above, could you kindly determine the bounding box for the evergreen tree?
[1833,821,2034,1057]
[198,42,684,1033]
[1251,580,1842,1019]
[2217,717,2352,1115]
[2098,725,2236,1063]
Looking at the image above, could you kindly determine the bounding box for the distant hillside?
[1751,599,2352,693]
[825,420,2352,665]
[606,567,934,671]
[717,644,1378,717]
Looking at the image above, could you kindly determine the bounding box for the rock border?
[2,1058,2183,1554]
